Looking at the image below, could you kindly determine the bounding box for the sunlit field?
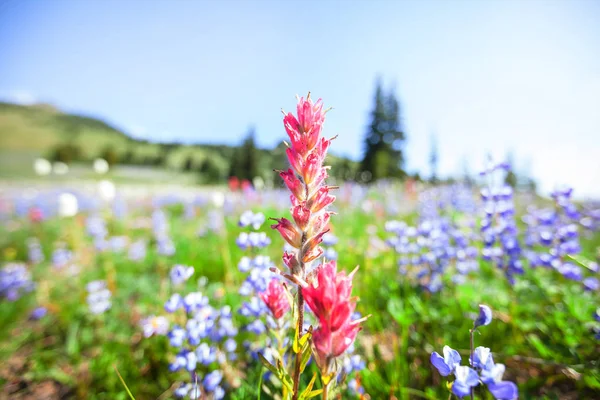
[1,172,599,399]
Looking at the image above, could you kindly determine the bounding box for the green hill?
[0,102,358,184]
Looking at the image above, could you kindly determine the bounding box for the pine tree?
[240,127,259,181]
[360,78,406,181]
[384,88,405,178]
[429,134,438,184]
[504,152,518,188]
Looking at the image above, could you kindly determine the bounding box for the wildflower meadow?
[1,95,599,400]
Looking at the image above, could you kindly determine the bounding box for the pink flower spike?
[271,217,302,248]
[259,279,290,320]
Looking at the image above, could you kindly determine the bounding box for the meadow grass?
[0,189,599,399]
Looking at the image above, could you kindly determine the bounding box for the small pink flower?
[259,279,290,319]
[280,169,305,200]
[271,218,302,248]
[282,251,300,271]
[302,261,363,366]
[292,204,311,230]
[308,187,336,213]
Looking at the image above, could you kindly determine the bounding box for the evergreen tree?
[228,147,242,178]
[101,146,118,166]
[360,78,406,181]
[228,127,259,181]
[183,155,194,172]
[504,152,518,188]
[240,127,259,180]
[199,157,222,184]
[429,134,438,184]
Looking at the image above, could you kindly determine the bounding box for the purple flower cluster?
[86,280,111,314]
[431,305,518,399]
[1,263,35,301]
[156,265,234,399]
[523,187,598,290]
[27,238,44,264]
[152,209,176,256]
[386,188,479,292]
[479,163,523,283]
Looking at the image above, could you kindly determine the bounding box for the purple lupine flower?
[169,349,197,372]
[246,319,266,335]
[183,292,208,313]
[171,265,194,285]
[141,315,169,338]
[1,263,35,301]
[452,365,480,398]
[239,210,266,230]
[583,277,599,292]
[195,342,218,365]
[481,362,519,400]
[165,293,183,313]
[86,280,111,314]
[431,345,461,376]
[27,238,44,264]
[471,346,493,369]
[167,326,187,347]
[203,370,223,392]
[224,338,237,353]
[30,306,47,320]
[128,240,147,262]
[236,232,271,250]
[474,304,492,328]
[174,383,192,398]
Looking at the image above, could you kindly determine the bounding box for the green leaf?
[387,296,415,327]
[299,325,313,347]
[527,334,552,358]
[567,254,598,271]
[301,390,323,399]
[298,373,318,399]
[65,322,80,357]
[300,342,312,373]
[113,365,136,400]
[258,353,279,376]
[256,367,263,400]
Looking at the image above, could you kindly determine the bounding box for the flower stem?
[469,328,475,400]
[292,290,304,400]
[322,381,329,400]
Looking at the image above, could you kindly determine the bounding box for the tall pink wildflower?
[272,94,335,284]
[272,94,365,399]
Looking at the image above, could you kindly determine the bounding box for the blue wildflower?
[170,265,194,285]
[203,370,223,392]
[452,365,480,398]
[430,345,461,376]
[474,304,492,328]
[165,293,183,313]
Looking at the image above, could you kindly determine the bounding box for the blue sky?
[1,0,599,197]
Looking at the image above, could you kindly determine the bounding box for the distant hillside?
[0,102,358,183]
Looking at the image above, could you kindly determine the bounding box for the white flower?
[98,180,116,202]
[33,158,52,176]
[58,193,78,217]
[93,158,109,174]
